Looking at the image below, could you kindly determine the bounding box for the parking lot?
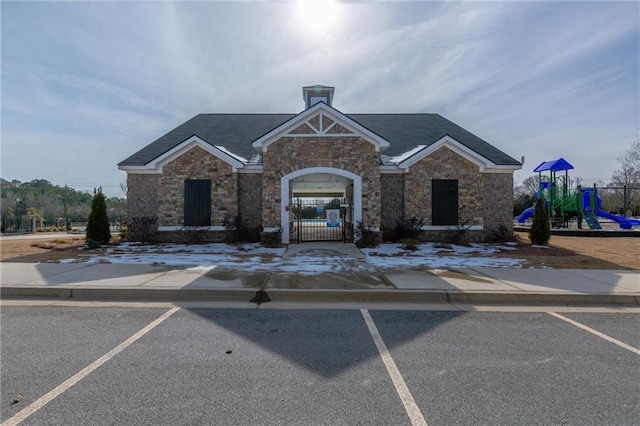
[1,304,638,425]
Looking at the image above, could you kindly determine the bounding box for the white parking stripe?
[361,309,428,426]
[548,312,640,355]
[2,307,181,426]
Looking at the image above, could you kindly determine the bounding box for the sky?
[2,0,638,198]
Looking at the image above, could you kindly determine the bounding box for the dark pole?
[623,185,627,217]
[577,185,582,229]
[15,198,20,230]
[64,184,69,234]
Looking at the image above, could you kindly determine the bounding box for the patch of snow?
[531,245,550,249]
[59,258,77,264]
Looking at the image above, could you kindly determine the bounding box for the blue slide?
[515,205,535,223]
[596,209,640,230]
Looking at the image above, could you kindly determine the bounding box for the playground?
[515,158,640,231]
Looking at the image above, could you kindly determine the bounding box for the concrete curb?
[2,286,638,306]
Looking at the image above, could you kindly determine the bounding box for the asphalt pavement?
[2,306,639,425]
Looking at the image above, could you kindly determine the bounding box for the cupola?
[302,85,335,109]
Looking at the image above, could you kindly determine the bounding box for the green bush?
[222,213,246,244]
[399,238,420,251]
[395,216,424,241]
[86,190,111,245]
[529,198,551,245]
[354,221,379,248]
[261,228,283,248]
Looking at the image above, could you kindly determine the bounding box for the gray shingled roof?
[119,112,520,167]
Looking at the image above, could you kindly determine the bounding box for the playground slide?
[596,209,640,230]
[515,206,535,223]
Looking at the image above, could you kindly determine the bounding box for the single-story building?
[119,85,521,244]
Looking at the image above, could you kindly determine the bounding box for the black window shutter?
[184,180,211,226]
[432,179,458,225]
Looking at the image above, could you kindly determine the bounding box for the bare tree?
[514,175,539,198]
[610,137,640,215]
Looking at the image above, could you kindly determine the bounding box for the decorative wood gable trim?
[118,135,246,173]
[287,111,355,137]
[251,102,390,153]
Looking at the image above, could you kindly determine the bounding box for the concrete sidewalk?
[1,259,638,305]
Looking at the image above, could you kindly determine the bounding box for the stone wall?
[126,173,160,240]
[157,146,238,226]
[238,173,263,240]
[483,172,514,237]
[127,173,159,219]
[380,173,405,239]
[261,136,381,228]
[404,147,484,225]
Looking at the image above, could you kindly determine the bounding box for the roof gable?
[394,135,511,172]
[119,135,245,173]
[251,102,391,153]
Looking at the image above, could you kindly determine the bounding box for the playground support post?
[577,185,582,229]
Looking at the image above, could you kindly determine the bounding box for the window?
[184,180,211,226]
[432,179,458,225]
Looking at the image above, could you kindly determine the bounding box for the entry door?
[432,179,458,225]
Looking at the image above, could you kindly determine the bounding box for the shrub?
[127,216,158,242]
[222,213,246,244]
[177,226,211,244]
[354,221,379,248]
[119,221,128,240]
[395,216,424,241]
[487,224,515,243]
[444,226,469,245]
[86,190,111,245]
[399,238,420,251]
[86,239,102,249]
[529,198,551,245]
[261,228,283,248]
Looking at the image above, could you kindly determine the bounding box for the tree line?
[1,178,126,230]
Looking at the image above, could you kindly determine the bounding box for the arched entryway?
[280,167,362,244]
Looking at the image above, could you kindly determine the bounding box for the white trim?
[263,227,281,233]
[158,226,225,231]
[482,165,522,173]
[118,136,246,173]
[398,136,495,172]
[252,102,390,153]
[380,166,404,174]
[238,166,263,174]
[118,168,161,174]
[280,167,362,244]
[421,225,484,231]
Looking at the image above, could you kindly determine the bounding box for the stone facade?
[261,136,381,228]
[127,174,159,219]
[404,147,484,225]
[157,146,238,226]
[483,172,514,236]
[238,173,263,239]
[380,173,404,237]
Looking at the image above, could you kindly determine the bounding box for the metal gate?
[291,197,353,243]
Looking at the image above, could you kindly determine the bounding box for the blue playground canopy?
[533,158,574,173]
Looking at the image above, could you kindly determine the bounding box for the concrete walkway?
[1,243,639,305]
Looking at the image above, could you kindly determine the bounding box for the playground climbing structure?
[515,158,640,230]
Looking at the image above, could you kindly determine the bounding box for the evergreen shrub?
[529,198,551,245]
[86,190,111,245]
